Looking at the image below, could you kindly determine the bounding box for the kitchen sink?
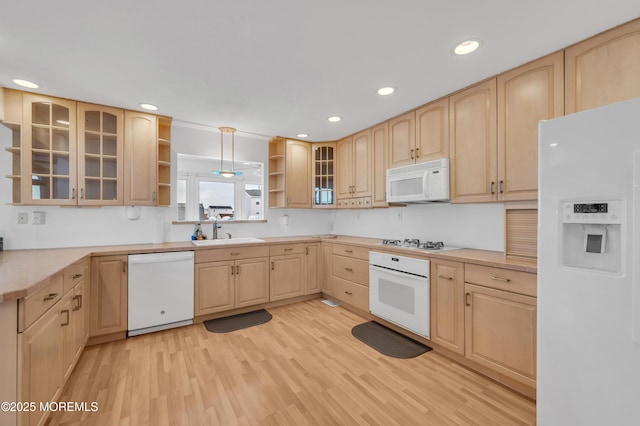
[191,237,265,246]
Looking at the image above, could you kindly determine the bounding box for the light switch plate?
[17,212,28,224]
[33,211,46,225]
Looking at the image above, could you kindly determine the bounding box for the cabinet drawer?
[464,264,536,297]
[332,255,369,286]
[332,243,369,261]
[332,276,369,312]
[62,259,89,295]
[195,245,269,263]
[19,273,64,331]
[269,243,305,256]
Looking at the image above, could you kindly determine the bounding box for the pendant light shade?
[212,127,243,177]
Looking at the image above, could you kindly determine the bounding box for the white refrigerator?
[538,97,640,425]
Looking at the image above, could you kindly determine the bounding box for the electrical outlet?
[397,211,403,220]
[33,211,46,225]
[17,212,28,224]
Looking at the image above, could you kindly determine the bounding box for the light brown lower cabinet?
[19,303,63,426]
[328,243,369,311]
[270,254,305,301]
[194,257,270,316]
[90,255,128,336]
[321,243,333,295]
[464,283,537,388]
[19,261,89,426]
[305,243,321,294]
[430,259,465,355]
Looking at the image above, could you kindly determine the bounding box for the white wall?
[331,202,505,251]
[0,121,505,251]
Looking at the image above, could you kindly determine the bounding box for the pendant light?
[212,126,243,177]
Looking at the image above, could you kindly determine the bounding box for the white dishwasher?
[128,251,194,336]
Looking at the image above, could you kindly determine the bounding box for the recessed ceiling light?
[453,39,481,55]
[297,133,309,138]
[377,86,395,96]
[327,116,342,123]
[139,103,158,111]
[13,79,39,89]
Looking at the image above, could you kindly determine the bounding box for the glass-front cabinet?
[312,143,336,208]
[77,103,123,205]
[24,94,77,205]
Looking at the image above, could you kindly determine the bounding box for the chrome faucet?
[211,217,221,239]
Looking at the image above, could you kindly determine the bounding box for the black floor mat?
[204,309,272,333]
[351,321,432,359]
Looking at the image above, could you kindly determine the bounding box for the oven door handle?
[369,264,428,280]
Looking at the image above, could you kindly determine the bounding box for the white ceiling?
[1,1,639,142]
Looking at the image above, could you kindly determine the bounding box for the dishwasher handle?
[128,252,194,265]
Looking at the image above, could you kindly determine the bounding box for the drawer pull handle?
[438,275,453,280]
[73,295,82,311]
[306,247,309,255]
[465,293,471,306]
[230,252,240,256]
[490,181,495,194]
[236,265,240,275]
[345,291,353,296]
[72,274,83,279]
[43,293,59,301]
[490,276,511,282]
[345,249,353,253]
[231,265,235,275]
[284,248,293,251]
[410,148,415,160]
[61,309,70,326]
[123,261,127,273]
[345,267,353,272]
[271,261,275,270]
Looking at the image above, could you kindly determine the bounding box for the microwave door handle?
[423,171,430,199]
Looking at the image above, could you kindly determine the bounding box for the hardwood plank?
[50,299,535,425]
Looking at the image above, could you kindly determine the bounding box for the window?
[176,154,264,222]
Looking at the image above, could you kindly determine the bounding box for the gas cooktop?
[380,239,460,252]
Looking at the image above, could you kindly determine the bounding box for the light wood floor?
[50,299,536,425]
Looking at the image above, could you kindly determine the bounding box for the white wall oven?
[369,251,430,338]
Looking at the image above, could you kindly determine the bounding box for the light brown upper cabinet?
[268,137,312,208]
[415,98,449,163]
[311,142,336,208]
[2,89,171,207]
[449,79,498,203]
[21,92,78,205]
[565,18,640,114]
[77,103,124,205]
[388,111,416,168]
[497,52,564,202]
[286,139,312,208]
[372,122,389,207]
[124,111,157,206]
[336,130,373,208]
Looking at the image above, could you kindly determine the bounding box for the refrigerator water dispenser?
[561,200,623,273]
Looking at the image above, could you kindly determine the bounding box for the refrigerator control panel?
[562,200,622,224]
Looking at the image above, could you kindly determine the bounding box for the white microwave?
[386,158,450,203]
